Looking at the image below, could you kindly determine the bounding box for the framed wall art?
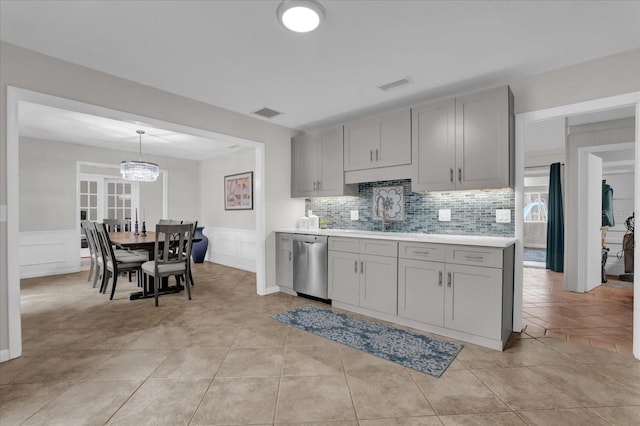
[224,171,253,210]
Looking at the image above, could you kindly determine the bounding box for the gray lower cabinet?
[398,241,514,346]
[276,233,293,289]
[444,263,503,340]
[398,258,444,326]
[328,237,398,315]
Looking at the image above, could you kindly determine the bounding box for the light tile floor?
[1,262,638,425]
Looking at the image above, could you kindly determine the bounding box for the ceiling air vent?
[378,76,413,91]
[253,107,282,119]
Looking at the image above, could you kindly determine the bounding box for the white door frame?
[578,151,602,293]
[4,86,266,361]
[515,91,640,360]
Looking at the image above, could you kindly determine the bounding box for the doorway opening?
[515,92,640,359]
[5,86,267,361]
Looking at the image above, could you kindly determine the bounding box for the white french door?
[79,174,139,257]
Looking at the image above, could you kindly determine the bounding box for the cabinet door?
[291,133,319,197]
[344,116,377,171]
[328,250,360,306]
[444,264,502,339]
[398,258,444,326]
[376,108,411,168]
[412,98,456,191]
[276,234,293,288]
[359,254,398,315]
[317,125,346,196]
[455,86,511,190]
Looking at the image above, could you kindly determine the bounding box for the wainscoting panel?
[19,230,81,278]
[204,227,256,272]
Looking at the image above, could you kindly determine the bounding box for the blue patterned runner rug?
[272,305,462,378]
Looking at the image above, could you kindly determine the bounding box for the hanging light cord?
[137,130,145,161]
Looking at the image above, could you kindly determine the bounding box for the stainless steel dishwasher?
[292,234,329,301]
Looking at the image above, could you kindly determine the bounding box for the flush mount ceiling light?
[120,130,159,182]
[277,0,325,33]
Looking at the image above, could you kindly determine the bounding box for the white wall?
[199,147,256,230]
[523,117,566,169]
[19,136,198,231]
[510,49,640,115]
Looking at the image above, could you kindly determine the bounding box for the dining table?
[109,231,200,300]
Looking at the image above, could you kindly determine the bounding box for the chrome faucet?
[375,194,391,232]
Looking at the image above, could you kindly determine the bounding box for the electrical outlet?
[350,210,359,220]
[496,209,511,223]
[438,209,451,222]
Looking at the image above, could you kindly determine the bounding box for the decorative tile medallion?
[372,186,404,221]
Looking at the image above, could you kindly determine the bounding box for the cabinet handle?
[464,255,484,261]
[360,261,364,274]
[458,168,462,182]
[376,149,379,161]
[354,260,358,273]
[317,181,321,191]
[438,271,443,287]
[289,251,292,261]
[370,150,373,162]
[447,272,452,288]
[450,168,454,183]
[414,250,430,255]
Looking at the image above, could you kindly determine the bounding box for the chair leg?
[100,270,110,294]
[109,271,118,300]
[154,275,159,307]
[185,271,192,300]
[92,263,101,288]
[87,260,95,282]
[142,273,148,298]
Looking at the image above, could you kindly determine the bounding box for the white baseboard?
[20,230,81,278]
[203,226,256,273]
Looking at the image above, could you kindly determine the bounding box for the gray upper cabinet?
[344,108,411,171]
[291,125,354,198]
[412,85,513,192]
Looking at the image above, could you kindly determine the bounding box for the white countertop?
[275,228,516,248]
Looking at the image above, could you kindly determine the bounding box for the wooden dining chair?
[181,220,198,287]
[141,223,194,306]
[103,218,131,232]
[94,222,147,299]
[84,222,107,289]
[81,220,98,284]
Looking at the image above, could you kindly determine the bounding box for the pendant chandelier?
[120,130,159,182]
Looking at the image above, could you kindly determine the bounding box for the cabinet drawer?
[328,237,360,253]
[277,233,294,245]
[359,239,397,257]
[446,245,503,268]
[398,242,446,262]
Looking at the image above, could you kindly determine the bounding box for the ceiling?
[2,0,639,134]
[18,102,248,160]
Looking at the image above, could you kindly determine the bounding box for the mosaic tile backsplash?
[306,179,515,237]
